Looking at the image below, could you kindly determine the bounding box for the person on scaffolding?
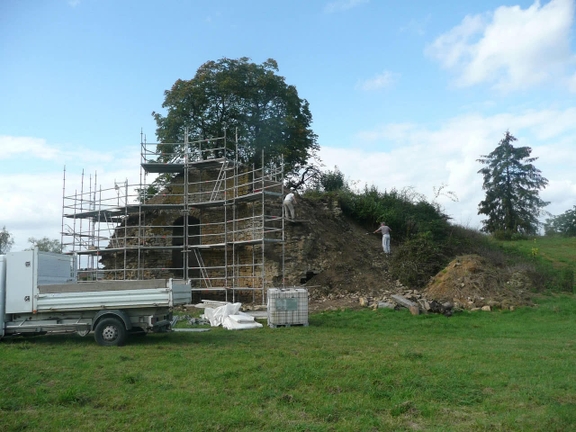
[283,189,297,221]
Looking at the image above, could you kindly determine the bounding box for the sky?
[1,0,576,252]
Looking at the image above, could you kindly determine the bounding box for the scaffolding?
[61,131,286,303]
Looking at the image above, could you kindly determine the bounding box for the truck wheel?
[94,318,127,346]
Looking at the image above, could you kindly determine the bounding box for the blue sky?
[2,0,576,251]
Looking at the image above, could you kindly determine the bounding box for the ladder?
[210,160,228,201]
[192,249,212,288]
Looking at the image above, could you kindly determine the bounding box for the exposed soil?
[281,196,398,312]
[278,196,535,313]
[423,254,534,310]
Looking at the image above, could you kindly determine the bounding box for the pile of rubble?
[422,254,533,311]
[309,254,534,315]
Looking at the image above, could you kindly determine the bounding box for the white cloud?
[0,136,61,160]
[356,70,399,91]
[324,0,369,14]
[320,108,576,229]
[0,136,143,252]
[427,0,576,92]
[0,135,136,167]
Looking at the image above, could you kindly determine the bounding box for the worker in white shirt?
[283,190,297,220]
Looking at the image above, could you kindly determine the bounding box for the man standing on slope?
[283,190,297,220]
[373,222,392,254]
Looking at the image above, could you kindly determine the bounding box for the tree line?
[0,228,61,254]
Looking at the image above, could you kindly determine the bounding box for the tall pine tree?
[477,131,549,236]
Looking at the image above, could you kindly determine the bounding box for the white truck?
[0,249,191,346]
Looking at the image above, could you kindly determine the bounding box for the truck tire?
[94,318,127,346]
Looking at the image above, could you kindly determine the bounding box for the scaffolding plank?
[232,238,283,246]
[188,243,227,249]
[71,245,187,254]
[138,204,187,210]
[64,209,125,219]
[141,162,185,173]
[64,203,186,219]
[189,200,226,208]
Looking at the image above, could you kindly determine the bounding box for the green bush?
[338,185,450,243]
[492,230,529,241]
[389,232,448,288]
[320,167,346,192]
[332,184,485,288]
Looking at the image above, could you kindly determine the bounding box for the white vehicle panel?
[4,250,35,314]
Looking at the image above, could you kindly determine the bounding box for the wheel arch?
[92,310,132,331]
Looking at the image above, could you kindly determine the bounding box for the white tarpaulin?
[202,303,263,330]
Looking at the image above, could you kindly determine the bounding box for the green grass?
[494,236,576,292]
[2,295,576,431]
[497,236,576,268]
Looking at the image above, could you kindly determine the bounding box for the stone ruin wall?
[100,166,284,290]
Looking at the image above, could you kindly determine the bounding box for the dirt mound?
[423,254,533,310]
[280,196,401,311]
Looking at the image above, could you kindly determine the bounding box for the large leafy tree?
[28,237,62,253]
[152,57,319,178]
[477,131,549,235]
[0,226,14,254]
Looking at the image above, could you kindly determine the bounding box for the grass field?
[494,236,576,292]
[2,236,574,431]
[2,293,576,431]
[496,236,576,268]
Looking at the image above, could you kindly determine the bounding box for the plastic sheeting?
[202,302,263,330]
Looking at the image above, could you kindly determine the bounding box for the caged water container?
[267,288,309,328]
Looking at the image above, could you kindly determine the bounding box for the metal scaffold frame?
[61,130,286,304]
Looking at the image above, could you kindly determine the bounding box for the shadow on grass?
[0,327,242,348]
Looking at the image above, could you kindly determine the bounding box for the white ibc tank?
[267,288,309,327]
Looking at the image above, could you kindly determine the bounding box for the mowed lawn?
[1,294,576,432]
